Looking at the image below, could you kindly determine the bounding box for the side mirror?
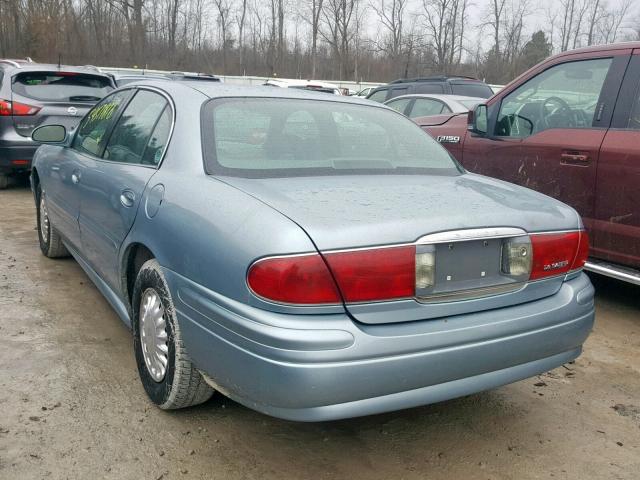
[468,104,488,136]
[32,124,67,144]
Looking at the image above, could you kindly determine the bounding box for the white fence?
[99,66,381,92]
[98,66,504,94]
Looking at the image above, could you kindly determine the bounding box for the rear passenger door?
[76,88,172,290]
[591,51,640,268]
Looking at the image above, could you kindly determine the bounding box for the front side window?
[627,81,640,130]
[204,98,460,178]
[103,90,168,165]
[409,99,447,118]
[496,58,612,138]
[72,90,131,156]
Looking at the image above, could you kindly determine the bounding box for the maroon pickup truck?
[421,42,640,285]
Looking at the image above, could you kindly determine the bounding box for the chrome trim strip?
[585,261,640,285]
[417,227,527,245]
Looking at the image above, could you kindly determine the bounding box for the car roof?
[386,94,481,103]
[124,81,379,106]
[552,40,640,57]
[264,78,341,89]
[0,62,111,77]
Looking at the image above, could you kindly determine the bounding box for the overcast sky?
[363,0,638,53]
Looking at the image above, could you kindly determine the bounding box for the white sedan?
[384,94,482,119]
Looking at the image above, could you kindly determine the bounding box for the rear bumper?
[0,144,38,174]
[166,270,595,421]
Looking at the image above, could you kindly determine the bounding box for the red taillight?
[247,246,416,305]
[571,230,589,271]
[324,246,416,302]
[0,99,40,116]
[247,253,341,304]
[530,231,588,280]
[0,100,11,116]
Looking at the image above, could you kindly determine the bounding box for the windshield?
[203,98,460,178]
[12,72,113,102]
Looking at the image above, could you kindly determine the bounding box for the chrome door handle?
[71,173,80,184]
[120,190,135,208]
[560,152,589,165]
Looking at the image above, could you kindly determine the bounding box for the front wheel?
[36,185,70,258]
[132,259,214,409]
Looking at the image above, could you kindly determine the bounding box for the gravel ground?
[1,181,639,480]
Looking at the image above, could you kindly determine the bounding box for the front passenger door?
[77,89,172,290]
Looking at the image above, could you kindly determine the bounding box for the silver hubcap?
[140,289,169,382]
[40,196,50,241]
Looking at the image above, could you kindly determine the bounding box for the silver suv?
[0,59,115,188]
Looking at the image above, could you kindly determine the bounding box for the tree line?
[0,0,636,85]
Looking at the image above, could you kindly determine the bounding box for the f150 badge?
[436,135,460,144]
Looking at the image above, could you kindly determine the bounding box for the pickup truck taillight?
[247,230,589,305]
[0,99,41,116]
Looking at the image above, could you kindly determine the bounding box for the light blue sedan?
[30,83,594,421]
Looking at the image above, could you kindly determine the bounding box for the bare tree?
[212,0,233,72]
[421,0,468,73]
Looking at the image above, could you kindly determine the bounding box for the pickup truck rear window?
[203,98,461,178]
[12,72,113,102]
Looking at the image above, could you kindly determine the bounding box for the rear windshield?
[12,72,113,102]
[203,98,460,178]
[450,83,493,98]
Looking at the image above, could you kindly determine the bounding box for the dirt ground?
[1,180,639,480]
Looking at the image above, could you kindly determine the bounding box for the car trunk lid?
[224,174,581,323]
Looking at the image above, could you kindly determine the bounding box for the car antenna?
[57,53,61,69]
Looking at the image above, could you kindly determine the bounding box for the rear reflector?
[12,160,29,165]
[324,246,416,302]
[247,253,341,304]
[0,99,41,116]
[530,231,588,280]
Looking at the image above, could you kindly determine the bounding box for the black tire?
[132,259,214,409]
[36,184,70,258]
[0,174,8,190]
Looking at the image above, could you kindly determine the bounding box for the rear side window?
[451,83,493,98]
[203,98,460,178]
[104,90,168,165]
[367,89,388,103]
[12,72,113,102]
[72,90,131,157]
[413,84,445,94]
[409,99,447,118]
[386,98,412,114]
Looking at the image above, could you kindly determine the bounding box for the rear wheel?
[36,184,69,258]
[0,174,8,190]
[132,259,214,409]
